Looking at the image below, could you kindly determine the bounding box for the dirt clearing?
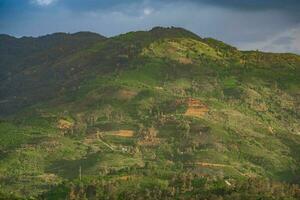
[110,130,134,137]
[185,98,209,118]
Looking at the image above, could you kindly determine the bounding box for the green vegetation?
[0,27,300,199]
[142,38,221,63]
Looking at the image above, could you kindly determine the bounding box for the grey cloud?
[193,0,300,10]
[272,36,294,46]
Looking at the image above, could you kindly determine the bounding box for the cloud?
[272,37,293,46]
[143,8,153,16]
[261,28,300,54]
[193,0,300,10]
[32,0,56,6]
[239,26,300,54]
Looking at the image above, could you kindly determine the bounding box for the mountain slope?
[0,32,106,115]
[0,27,300,199]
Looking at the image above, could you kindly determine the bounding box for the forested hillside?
[0,27,300,199]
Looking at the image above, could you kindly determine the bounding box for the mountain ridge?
[2,27,299,56]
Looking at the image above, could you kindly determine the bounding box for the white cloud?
[143,8,153,16]
[32,0,56,6]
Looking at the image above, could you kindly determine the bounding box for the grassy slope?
[0,27,300,199]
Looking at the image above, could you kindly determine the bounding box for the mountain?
[0,27,300,199]
[0,32,106,115]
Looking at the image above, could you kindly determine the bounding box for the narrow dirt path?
[195,162,230,167]
[196,162,233,167]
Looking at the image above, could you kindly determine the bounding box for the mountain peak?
[71,31,106,39]
[149,26,202,40]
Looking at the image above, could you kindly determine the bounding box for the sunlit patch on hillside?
[57,119,74,134]
[141,38,222,64]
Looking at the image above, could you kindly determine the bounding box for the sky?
[1,0,300,54]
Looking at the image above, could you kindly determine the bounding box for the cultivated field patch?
[184,98,209,118]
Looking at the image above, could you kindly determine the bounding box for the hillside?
[0,27,300,199]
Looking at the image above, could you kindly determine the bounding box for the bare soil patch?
[57,119,74,131]
[185,98,209,118]
[178,57,193,64]
[110,130,134,137]
[116,89,137,100]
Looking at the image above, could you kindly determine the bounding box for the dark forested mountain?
[0,27,300,199]
[0,32,105,115]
